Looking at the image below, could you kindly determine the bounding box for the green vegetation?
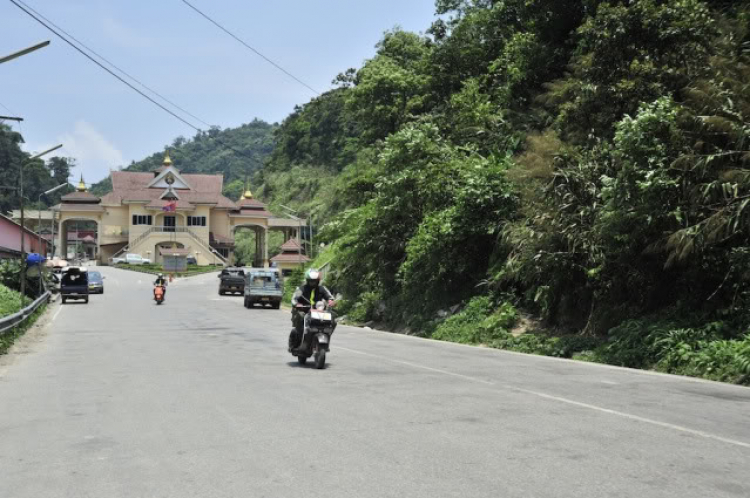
[8,0,746,383]
[91,120,276,197]
[250,0,750,384]
[0,283,28,318]
[0,124,75,214]
[0,283,44,356]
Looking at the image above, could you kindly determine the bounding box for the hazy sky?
[1,0,437,184]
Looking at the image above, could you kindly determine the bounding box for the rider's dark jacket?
[291,284,333,307]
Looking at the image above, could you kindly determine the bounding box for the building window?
[187,216,207,227]
[132,215,152,226]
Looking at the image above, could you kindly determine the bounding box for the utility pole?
[20,144,63,298]
[37,183,69,295]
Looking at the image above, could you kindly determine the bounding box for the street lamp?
[38,183,69,255]
[36,183,69,295]
[0,40,50,65]
[19,144,63,298]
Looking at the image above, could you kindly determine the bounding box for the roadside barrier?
[0,291,50,335]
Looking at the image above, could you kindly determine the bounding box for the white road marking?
[339,346,495,385]
[337,345,750,450]
[51,306,63,322]
[511,387,750,450]
[343,325,750,391]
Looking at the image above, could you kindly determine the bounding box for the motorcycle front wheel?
[314,345,326,370]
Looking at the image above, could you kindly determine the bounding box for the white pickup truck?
[112,253,151,265]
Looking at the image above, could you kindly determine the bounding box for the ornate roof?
[61,175,100,204]
[102,171,236,208]
[270,253,310,263]
[279,239,304,253]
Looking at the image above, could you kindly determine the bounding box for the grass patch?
[428,299,750,385]
[0,284,29,319]
[0,284,46,355]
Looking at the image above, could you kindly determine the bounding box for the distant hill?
[91,119,277,200]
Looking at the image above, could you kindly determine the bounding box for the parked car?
[60,267,89,304]
[244,268,283,309]
[218,267,245,295]
[88,271,105,294]
[113,253,146,265]
[187,256,197,265]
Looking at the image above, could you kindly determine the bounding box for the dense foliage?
[0,124,75,214]
[250,0,750,383]
[91,120,276,198]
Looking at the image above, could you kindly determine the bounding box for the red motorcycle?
[154,284,165,305]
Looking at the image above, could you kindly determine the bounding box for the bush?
[0,283,27,318]
[432,297,518,345]
[346,291,381,324]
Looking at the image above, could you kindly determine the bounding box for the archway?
[59,218,99,264]
[154,241,185,265]
[231,224,269,267]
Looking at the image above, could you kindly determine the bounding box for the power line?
[10,0,203,133]
[10,0,265,167]
[180,0,320,96]
[15,0,213,129]
[0,101,17,115]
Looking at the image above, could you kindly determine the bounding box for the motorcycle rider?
[154,273,168,298]
[290,269,334,350]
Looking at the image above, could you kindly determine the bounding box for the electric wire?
[16,0,213,128]
[180,0,320,96]
[10,0,262,164]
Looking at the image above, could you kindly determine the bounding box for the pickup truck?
[60,267,89,304]
[112,253,148,265]
[243,269,283,309]
[218,267,246,295]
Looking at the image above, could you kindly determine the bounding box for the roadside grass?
[111,263,222,278]
[428,297,750,386]
[0,284,29,319]
[0,283,45,355]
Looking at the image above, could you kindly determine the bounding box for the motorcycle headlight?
[315,301,325,311]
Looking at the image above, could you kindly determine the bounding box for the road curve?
[0,267,748,498]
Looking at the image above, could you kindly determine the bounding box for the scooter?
[154,284,165,305]
[289,299,336,369]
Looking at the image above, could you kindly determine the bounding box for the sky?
[1,0,438,184]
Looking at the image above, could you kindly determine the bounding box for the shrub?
[0,283,27,318]
[432,297,518,345]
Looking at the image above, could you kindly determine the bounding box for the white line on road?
[337,345,750,451]
[339,346,495,385]
[51,306,63,322]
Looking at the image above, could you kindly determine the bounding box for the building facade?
[0,213,49,259]
[52,154,303,267]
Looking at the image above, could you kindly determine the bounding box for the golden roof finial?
[77,174,87,192]
[163,151,173,166]
[243,189,253,199]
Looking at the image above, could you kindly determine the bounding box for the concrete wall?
[210,209,231,239]
[100,206,129,245]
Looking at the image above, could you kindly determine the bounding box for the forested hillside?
[0,124,75,214]
[91,119,276,199]
[255,0,750,383]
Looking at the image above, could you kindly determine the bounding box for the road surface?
[1,267,748,498]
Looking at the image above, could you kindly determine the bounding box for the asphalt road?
[1,267,748,498]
